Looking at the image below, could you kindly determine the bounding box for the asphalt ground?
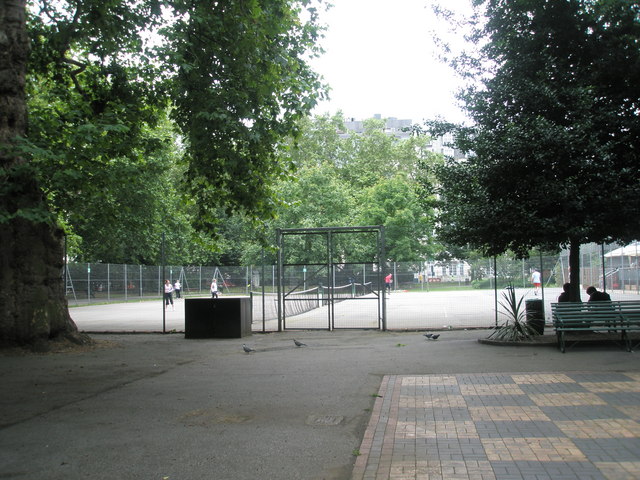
[1,327,639,480]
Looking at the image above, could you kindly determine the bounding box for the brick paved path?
[352,373,640,480]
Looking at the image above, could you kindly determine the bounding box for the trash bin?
[185,297,252,339]
[525,298,544,335]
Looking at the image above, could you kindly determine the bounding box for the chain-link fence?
[384,244,640,294]
[64,264,271,303]
[66,242,640,331]
[579,242,640,294]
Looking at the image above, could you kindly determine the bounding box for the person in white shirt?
[164,279,174,310]
[531,269,541,296]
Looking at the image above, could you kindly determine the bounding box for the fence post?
[539,251,545,303]
[601,244,607,291]
[393,262,397,291]
[636,243,640,294]
[493,256,498,327]
[261,253,266,333]
[161,232,166,334]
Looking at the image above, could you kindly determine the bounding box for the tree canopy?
[24,0,330,263]
[1,0,329,345]
[162,1,327,231]
[234,113,443,265]
[421,0,640,299]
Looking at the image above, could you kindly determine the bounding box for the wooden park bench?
[551,300,640,353]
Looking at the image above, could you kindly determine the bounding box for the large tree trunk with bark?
[0,0,87,347]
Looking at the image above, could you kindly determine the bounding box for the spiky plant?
[488,284,538,341]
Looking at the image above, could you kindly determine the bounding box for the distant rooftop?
[341,114,413,139]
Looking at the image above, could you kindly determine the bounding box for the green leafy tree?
[358,175,436,262]
[276,162,355,229]
[282,114,442,260]
[272,162,356,263]
[162,0,327,232]
[1,0,327,346]
[339,118,402,190]
[289,112,348,167]
[235,112,443,266]
[260,114,441,262]
[20,0,189,265]
[423,0,640,301]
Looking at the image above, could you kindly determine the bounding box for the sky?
[310,0,470,124]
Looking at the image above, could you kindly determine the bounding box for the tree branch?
[61,57,89,101]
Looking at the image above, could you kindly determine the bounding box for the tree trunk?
[0,0,87,347]
[568,238,581,302]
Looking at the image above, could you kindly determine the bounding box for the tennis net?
[251,282,375,321]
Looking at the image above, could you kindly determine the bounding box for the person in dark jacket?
[586,286,611,302]
[557,283,572,302]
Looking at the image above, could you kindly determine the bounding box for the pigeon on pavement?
[293,339,307,347]
[430,334,440,340]
[423,333,433,338]
[242,344,255,353]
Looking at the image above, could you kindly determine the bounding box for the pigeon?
[423,333,433,338]
[242,344,255,353]
[293,339,307,347]
[430,334,440,340]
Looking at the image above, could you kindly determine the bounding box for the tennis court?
[278,289,503,330]
[68,286,605,333]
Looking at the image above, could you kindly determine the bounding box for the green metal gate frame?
[276,225,387,331]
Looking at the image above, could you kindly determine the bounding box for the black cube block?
[185,297,252,339]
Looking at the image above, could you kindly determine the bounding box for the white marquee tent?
[604,241,640,258]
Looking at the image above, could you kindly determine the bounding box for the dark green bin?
[525,298,544,335]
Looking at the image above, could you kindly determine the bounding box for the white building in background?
[428,132,464,159]
[342,114,413,139]
[422,260,472,284]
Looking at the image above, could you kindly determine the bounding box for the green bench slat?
[551,300,640,352]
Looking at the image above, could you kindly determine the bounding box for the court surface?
[70,287,640,333]
[69,290,507,332]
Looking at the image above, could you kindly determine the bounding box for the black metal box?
[185,297,252,339]
[525,298,545,335]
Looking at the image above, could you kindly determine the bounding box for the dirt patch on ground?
[0,336,120,356]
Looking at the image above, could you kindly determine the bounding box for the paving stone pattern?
[352,373,640,480]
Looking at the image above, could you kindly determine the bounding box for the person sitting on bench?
[558,283,572,302]
[586,286,611,302]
